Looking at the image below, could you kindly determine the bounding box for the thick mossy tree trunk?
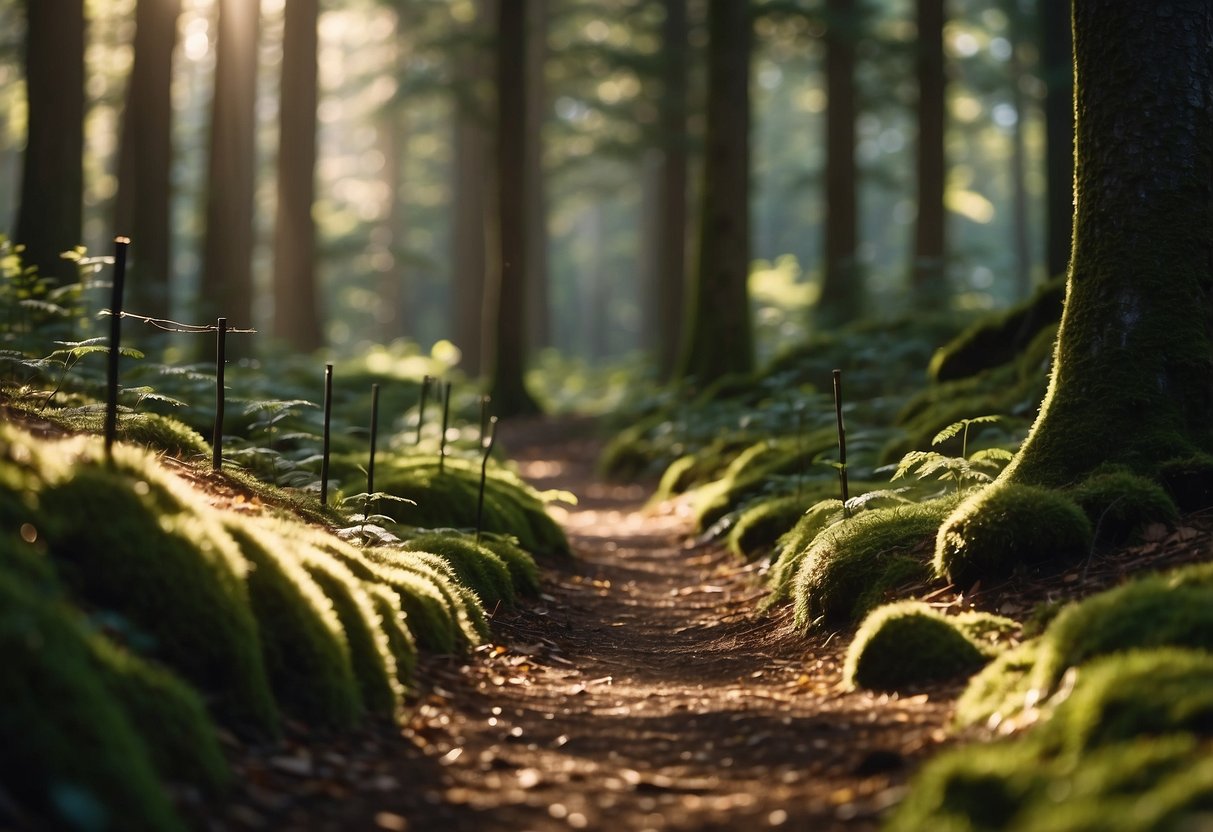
[1041,0,1073,281]
[678,0,753,385]
[1004,0,1213,488]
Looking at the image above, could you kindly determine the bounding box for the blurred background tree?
[0,0,1072,397]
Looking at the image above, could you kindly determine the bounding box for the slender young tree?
[486,0,541,416]
[1041,0,1073,280]
[678,0,753,384]
[114,0,182,320]
[911,0,947,308]
[814,0,862,328]
[939,0,1213,569]
[271,0,323,351]
[200,0,260,331]
[15,0,84,282]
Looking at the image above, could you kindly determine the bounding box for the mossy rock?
[38,409,211,459]
[1155,453,1213,513]
[227,520,363,729]
[887,734,1213,832]
[789,496,958,630]
[927,276,1064,383]
[727,494,814,561]
[89,635,230,796]
[0,571,183,831]
[935,483,1092,590]
[401,531,516,607]
[844,602,989,691]
[764,499,845,606]
[1067,468,1178,547]
[1030,578,1213,700]
[1040,649,1213,755]
[955,641,1042,730]
[39,464,279,736]
[478,533,541,596]
[366,583,418,686]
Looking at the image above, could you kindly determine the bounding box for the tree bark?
[1001,0,1213,488]
[677,0,753,385]
[486,0,541,416]
[114,0,181,320]
[16,0,85,283]
[653,0,689,378]
[200,0,259,332]
[911,0,947,308]
[451,0,492,377]
[815,0,862,328]
[271,0,323,351]
[1041,0,1074,281]
[1007,0,1032,300]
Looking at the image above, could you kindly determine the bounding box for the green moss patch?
[401,531,517,607]
[935,483,1092,589]
[727,494,815,561]
[765,499,845,604]
[0,571,184,831]
[1067,468,1178,547]
[844,602,989,691]
[789,496,958,630]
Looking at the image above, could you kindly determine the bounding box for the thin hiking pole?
[320,363,333,506]
[212,318,228,471]
[833,369,850,514]
[416,374,432,445]
[476,416,499,544]
[104,236,130,461]
[438,380,452,473]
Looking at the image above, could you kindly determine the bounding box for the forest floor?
[208,417,960,832]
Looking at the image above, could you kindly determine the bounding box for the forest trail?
[223,419,954,832]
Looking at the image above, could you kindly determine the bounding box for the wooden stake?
[320,363,333,506]
[833,369,850,513]
[476,416,499,544]
[104,237,130,460]
[212,318,227,471]
[438,380,452,473]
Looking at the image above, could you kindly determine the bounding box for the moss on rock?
[1067,468,1178,547]
[844,602,989,691]
[401,531,516,606]
[727,494,814,561]
[935,483,1092,589]
[789,496,958,630]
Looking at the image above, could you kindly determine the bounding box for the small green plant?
[888,415,1014,493]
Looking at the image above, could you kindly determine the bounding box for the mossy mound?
[89,635,231,796]
[1040,649,1213,755]
[927,276,1064,383]
[652,434,756,501]
[31,407,211,459]
[226,520,363,729]
[789,496,959,630]
[727,494,814,561]
[764,498,845,606]
[1067,468,1178,547]
[365,455,568,556]
[0,571,184,831]
[1155,453,1213,513]
[955,641,1042,730]
[844,602,989,691]
[401,531,516,606]
[935,483,1092,589]
[478,533,542,596]
[887,734,1213,832]
[1030,578,1213,700]
[39,462,279,735]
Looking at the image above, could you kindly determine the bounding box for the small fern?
[888,416,1015,493]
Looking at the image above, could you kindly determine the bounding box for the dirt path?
[219,419,955,831]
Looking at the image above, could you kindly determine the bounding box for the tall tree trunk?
[201,0,259,332]
[486,0,540,416]
[652,0,689,379]
[451,0,492,377]
[524,0,550,353]
[677,0,753,385]
[815,0,861,328]
[1041,0,1073,280]
[16,0,84,283]
[911,0,947,308]
[1003,0,1213,487]
[271,0,322,351]
[114,0,181,320]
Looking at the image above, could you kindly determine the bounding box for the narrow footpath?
[220,419,955,831]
